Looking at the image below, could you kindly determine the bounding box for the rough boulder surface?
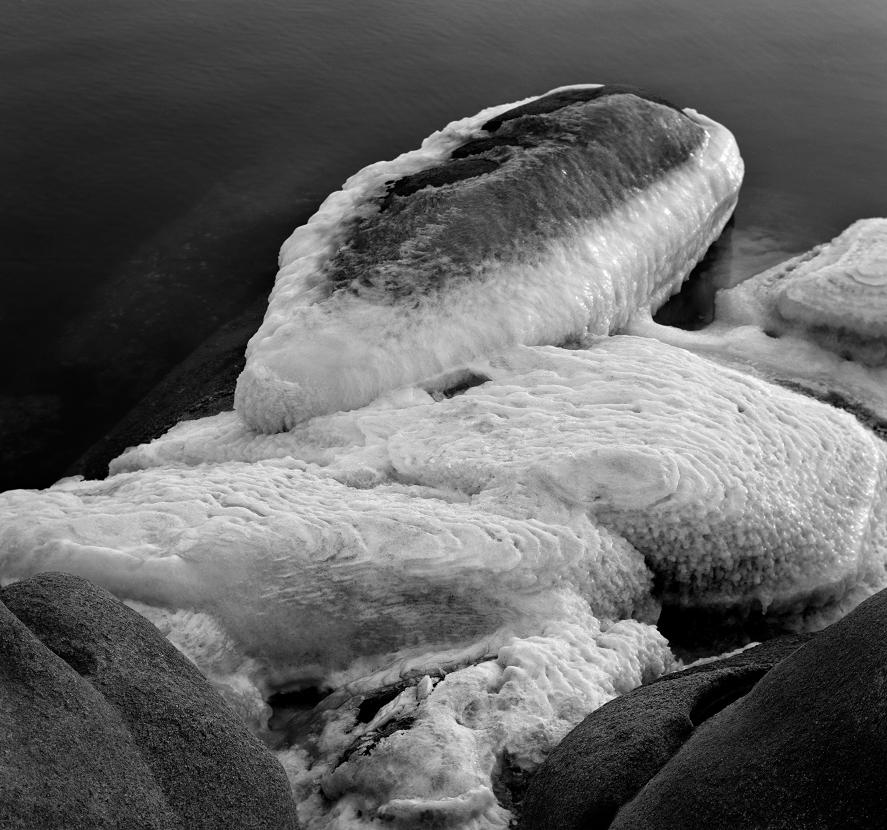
[608,587,887,829]
[520,634,812,830]
[0,572,298,830]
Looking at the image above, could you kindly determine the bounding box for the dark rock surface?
[69,295,268,481]
[521,633,813,830]
[610,588,887,828]
[1,572,298,829]
[0,596,179,829]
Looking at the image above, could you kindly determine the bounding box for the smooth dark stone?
[611,589,887,828]
[2,572,298,830]
[0,596,179,829]
[520,634,813,830]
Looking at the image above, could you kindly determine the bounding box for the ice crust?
[625,219,887,423]
[11,334,885,827]
[5,334,886,826]
[234,86,742,431]
[113,337,887,617]
[0,458,656,688]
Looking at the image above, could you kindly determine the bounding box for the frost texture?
[234,85,742,430]
[5,336,885,826]
[0,454,656,688]
[3,83,886,827]
[728,218,887,363]
[115,337,887,617]
[284,612,671,830]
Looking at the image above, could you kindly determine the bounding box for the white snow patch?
[282,611,672,830]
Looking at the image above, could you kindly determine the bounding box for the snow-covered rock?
[627,219,887,423]
[234,84,742,431]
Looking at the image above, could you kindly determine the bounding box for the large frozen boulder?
[235,84,742,431]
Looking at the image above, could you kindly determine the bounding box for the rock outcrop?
[608,587,887,828]
[520,633,812,830]
[0,572,298,830]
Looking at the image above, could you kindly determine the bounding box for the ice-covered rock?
[235,84,742,431]
[726,218,887,365]
[0,456,655,692]
[278,611,673,830]
[113,337,887,621]
[626,219,887,425]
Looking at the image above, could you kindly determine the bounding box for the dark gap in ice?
[268,686,329,710]
[338,714,420,767]
[656,599,783,662]
[439,370,493,399]
[449,133,538,159]
[688,668,768,727]
[379,157,501,211]
[481,84,685,133]
[267,686,332,735]
[357,686,405,723]
[492,749,533,821]
[654,215,735,331]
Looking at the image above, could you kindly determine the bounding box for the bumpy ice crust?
[723,218,887,364]
[0,458,654,689]
[280,611,672,830]
[625,218,887,424]
[116,337,887,619]
[234,84,743,431]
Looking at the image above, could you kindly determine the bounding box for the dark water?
[2,0,886,490]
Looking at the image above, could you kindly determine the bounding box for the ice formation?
[5,333,886,826]
[235,84,743,431]
[282,612,673,830]
[113,337,887,616]
[3,78,886,828]
[751,218,887,364]
[626,219,887,423]
[0,459,655,690]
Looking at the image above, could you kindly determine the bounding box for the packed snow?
[281,611,672,829]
